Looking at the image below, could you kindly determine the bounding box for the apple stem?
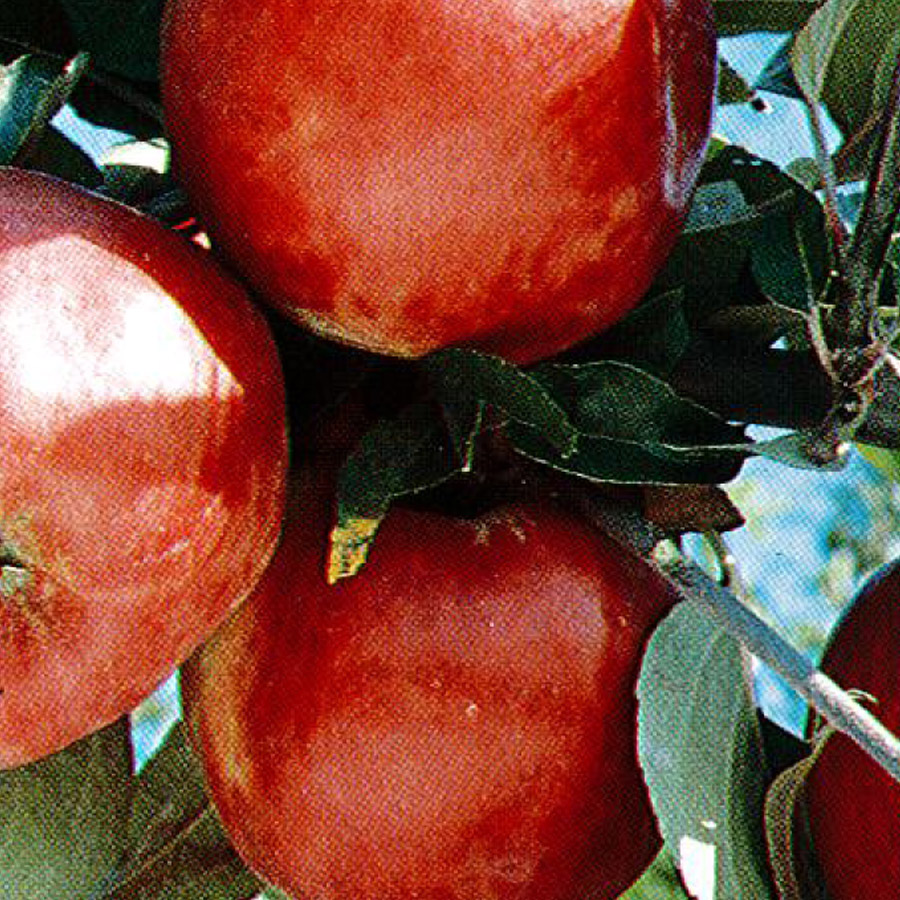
[581,497,900,786]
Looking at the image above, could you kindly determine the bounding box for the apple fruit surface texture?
[183,476,680,900]
[0,167,287,769]
[805,560,900,899]
[160,0,716,363]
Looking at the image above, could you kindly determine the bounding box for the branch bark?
[582,497,900,786]
[669,343,900,448]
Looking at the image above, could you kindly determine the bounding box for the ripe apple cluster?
[0,0,725,895]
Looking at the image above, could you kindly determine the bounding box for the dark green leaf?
[0,0,74,60]
[107,721,262,900]
[25,121,101,186]
[667,147,830,322]
[718,58,755,106]
[655,179,760,294]
[507,362,747,484]
[531,361,746,448]
[336,402,460,520]
[70,78,162,140]
[57,0,164,83]
[100,137,172,204]
[589,289,692,375]
[637,601,776,899]
[763,734,830,900]
[0,51,88,165]
[791,0,865,107]
[684,180,758,234]
[618,850,691,899]
[423,349,577,457]
[713,0,820,37]
[439,397,484,472]
[330,403,461,579]
[700,146,814,211]
[755,39,801,97]
[751,214,822,311]
[511,427,745,484]
[0,719,133,900]
[757,713,811,779]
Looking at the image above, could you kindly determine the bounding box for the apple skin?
[804,560,900,899]
[0,167,288,769]
[160,0,716,363]
[182,474,680,900]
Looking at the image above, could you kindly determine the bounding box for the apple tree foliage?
[1,0,900,897]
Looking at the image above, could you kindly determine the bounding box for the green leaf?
[0,719,133,900]
[100,137,173,204]
[618,850,691,899]
[25,121,102,186]
[532,361,746,448]
[684,180,758,234]
[855,443,900,479]
[106,721,262,900]
[124,721,206,857]
[718,58,755,105]
[0,51,89,165]
[590,289,692,376]
[0,0,74,61]
[507,362,747,485]
[768,0,900,179]
[750,213,824,311]
[713,0,820,37]
[330,402,461,580]
[806,0,897,135]
[751,431,851,470]
[791,0,864,106]
[423,349,577,457]
[57,0,164,83]
[637,601,776,900]
[763,736,830,900]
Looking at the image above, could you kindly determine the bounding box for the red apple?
[804,560,900,899]
[0,167,287,769]
[159,0,716,363]
[182,473,679,900]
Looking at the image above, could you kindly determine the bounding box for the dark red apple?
[182,473,679,900]
[0,166,287,769]
[804,560,900,899]
[160,0,716,363]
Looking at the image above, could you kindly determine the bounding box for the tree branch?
[581,497,900,786]
[668,343,900,448]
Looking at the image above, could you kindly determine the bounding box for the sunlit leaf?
[0,719,133,900]
[0,52,89,164]
[618,850,691,899]
[637,602,776,899]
